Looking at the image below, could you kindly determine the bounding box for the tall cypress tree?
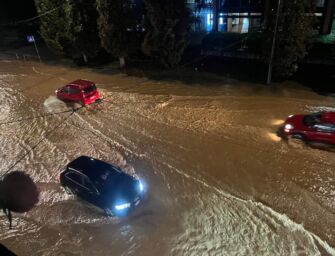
[265,0,314,80]
[34,0,77,55]
[96,0,139,68]
[70,0,102,63]
[142,0,191,68]
[34,0,102,64]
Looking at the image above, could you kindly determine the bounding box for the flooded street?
[0,59,334,255]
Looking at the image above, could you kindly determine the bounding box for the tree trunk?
[82,52,88,63]
[320,0,335,35]
[212,0,219,32]
[119,56,126,69]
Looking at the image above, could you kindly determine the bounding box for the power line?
[0,109,75,125]
[1,106,83,177]
[0,5,62,27]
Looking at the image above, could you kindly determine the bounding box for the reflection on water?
[271,119,285,126]
[0,61,334,255]
[267,132,282,142]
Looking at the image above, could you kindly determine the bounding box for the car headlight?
[114,202,131,211]
[284,124,294,131]
[138,180,144,193]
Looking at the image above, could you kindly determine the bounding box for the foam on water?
[164,162,335,255]
[43,95,68,112]
[306,105,335,113]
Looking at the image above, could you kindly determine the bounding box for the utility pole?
[266,0,281,85]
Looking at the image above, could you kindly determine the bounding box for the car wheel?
[288,134,306,149]
[291,134,305,141]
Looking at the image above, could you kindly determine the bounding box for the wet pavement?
[0,59,334,255]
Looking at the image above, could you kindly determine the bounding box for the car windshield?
[303,113,322,126]
[83,84,96,94]
[91,169,118,192]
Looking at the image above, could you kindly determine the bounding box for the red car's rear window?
[83,84,97,94]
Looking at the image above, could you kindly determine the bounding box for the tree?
[34,0,76,55]
[69,0,102,64]
[34,0,102,64]
[96,0,139,68]
[265,0,315,80]
[0,171,39,228]
[142,0,191,68]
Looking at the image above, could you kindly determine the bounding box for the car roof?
[67,156,123,180]
[67,79,95,89]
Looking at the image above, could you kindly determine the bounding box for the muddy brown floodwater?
[0,59,334,256]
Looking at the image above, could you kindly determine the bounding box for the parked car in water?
[55,79,101,106]
[278,111,335,145]
[60,156,145,216]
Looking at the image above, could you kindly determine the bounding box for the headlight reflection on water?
[271,119,285,126]
[267,132,282,142]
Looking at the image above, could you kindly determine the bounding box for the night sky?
[1,0,37,23]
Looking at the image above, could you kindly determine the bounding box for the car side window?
[66,172,83,185]
[82,176,99,194]
[69,87,80,95]
[314,124,335,133]
[63,86,70,94]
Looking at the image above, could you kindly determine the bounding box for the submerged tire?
[72,101,84,110]
[288,134,306,149]
[63,186,73,195]
[291,134,305,141]
[104,208,114,217]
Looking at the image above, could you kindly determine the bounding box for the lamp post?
[266,0,281,85]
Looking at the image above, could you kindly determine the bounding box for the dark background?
[1,0,37,23]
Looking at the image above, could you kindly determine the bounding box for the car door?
[68,86,82,102]
[311,124,335,143]
[81,176,101,206]
[58,86,70,100]
[65,171,96,203]
[64,171,84,194]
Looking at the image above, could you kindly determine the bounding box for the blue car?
[60,156,145,216]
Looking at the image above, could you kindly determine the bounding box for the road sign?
[26,35,41,62]
[27,35,35,43]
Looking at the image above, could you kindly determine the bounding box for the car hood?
[101,174,140,205]
[285,114,304,125]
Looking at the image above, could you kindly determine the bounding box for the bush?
[202,32,245,51]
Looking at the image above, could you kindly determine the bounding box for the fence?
[0,52,41,62]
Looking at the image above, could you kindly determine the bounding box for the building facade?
[187,0,335,34]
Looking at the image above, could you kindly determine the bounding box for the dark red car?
[278,111,335,145]
[55,79,101,106]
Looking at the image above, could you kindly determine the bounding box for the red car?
[55,79,101,106]
[278,111,335,144]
